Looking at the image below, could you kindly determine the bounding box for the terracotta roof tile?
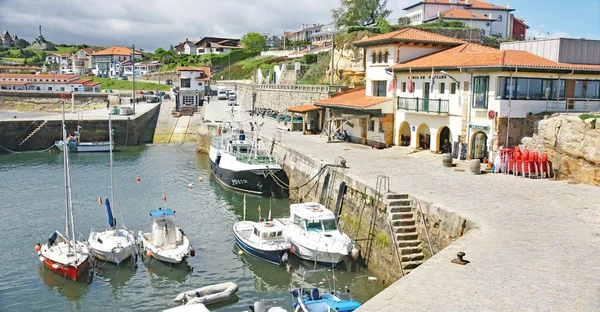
[287,104,321,113]
[442,9,491,20]
[92,46,142,56]
[315,88,390,109]
[463,0,510,10]
[0,74,77,79]
[83,81,101,86]
[354,28,465,47]
[177,66,210,73]
[391,43,600,71]
[69,78,92,84]
[0,81,28,85]
[0,65,41,70]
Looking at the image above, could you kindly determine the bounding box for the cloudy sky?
[0,0,597,51]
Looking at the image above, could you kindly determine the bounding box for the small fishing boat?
[233,220,291,266]
[55,125,113,153]
[274,202,355,266]
[88,113,136,265]
[36,101,89,281]
[137,208,195,264]
[234,194,290,265]
[173,282,239,306]
[290,270,361,312]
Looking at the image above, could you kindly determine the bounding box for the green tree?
[332,0,392,27]
[241,32,267,53]
[397,17,411,25]
[14,39,30,49]
[376,17,391,33]
[169,44,174,52]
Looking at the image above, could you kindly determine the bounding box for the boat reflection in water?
[234,244,292,292]
[141,254,193,283]
[37,263,91,301]
[92,257,137,293]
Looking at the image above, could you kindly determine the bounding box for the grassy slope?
[81,76,170,91]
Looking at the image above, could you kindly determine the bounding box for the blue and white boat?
[137,208,195,264]
[291,286,361,312]
[233,220,291,266]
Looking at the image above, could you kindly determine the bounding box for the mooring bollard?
[451,251,470,265]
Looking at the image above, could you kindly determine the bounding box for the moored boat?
[292,287,361,312]
[137,208,195,264]
[36,101,89,281]
[208,120,289,198]
[173,282,239,306]
[55,125,113,153]
[233,220,291,266]
[274,202,354,266]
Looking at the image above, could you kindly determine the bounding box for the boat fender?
[34,243,41,252]
[146,250,153,257]
[288,246,296,254]
[190,249,196,257]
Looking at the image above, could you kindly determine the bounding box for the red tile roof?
[83,81,101,86]
[442,9,491,20]
[177,66,210,73]
[406,0,512,10]
[0,81,28,85]
[92,46,142,56]
[0,74,77,79]
[391,43,600,71]
[0,65,41,70]
[354,28,465,47]
[287,104,321,113]
[69,78,93,84]
[315,88,390,109]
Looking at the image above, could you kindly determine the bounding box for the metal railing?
[211,136,278,165]
[397,97,449,114]
[544,98,600,113]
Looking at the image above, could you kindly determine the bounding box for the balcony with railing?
[397,97,449,114]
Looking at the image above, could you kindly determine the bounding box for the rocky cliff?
[522,114,600,185]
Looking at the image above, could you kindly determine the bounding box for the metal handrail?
[397,96,449,114]
[416,199,434,256]
[388,218,404,277]
[544,97,600,113]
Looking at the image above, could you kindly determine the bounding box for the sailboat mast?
[109,113,115,217]
[61,100,70,250]
[65,121,77,252]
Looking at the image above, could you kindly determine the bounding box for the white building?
[121,61,161,76]
[352,28,600,160]
[0,74,101,92]
[71,48,94,75]
[175,66,211,113]
[91,46,142,77]
[45,53,72,73]
[403,0,517,38]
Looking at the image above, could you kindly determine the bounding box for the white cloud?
[0,0,408,50]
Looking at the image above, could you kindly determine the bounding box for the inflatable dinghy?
[163,303,210,312]
[174,282,239,306]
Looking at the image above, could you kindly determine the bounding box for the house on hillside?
[347,28,600,160]
[403,0,527,39]
[71,48,95,75]
[310,22,340,46]
[0,30,15,48]
[195,37,241,55]
[174,38,200,55]
[285,23,325,42]
[45,53,72,73]
[121,60,160,76]
[91,46,142,77]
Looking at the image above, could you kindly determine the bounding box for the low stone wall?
[0,104,160,152]
[196,122,221,154]
[236,84,343,113]
[522,114,600,185]
[0,90,109,107]
[142,71,177,83]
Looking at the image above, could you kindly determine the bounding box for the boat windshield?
[306,218,338,232]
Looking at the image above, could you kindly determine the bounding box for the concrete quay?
[233,112,600,311]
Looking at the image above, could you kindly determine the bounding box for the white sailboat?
[88,113,136,265]
[36,100,90,281]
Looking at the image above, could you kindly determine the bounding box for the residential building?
[285,23,324,42]
[174,38,199,55]
[195,37,241,55]
[310,22,340,45]
[0,65,41,73]
[403,0,522,38]
[510,16,529,40]
[0,74,101,92]
[121,61,161,76]
[0,30,15,48]
[91,46,142,77]
[351,28,600,160]
[45,53,72,73]
[175,66,211,113]
[71,48,95,75]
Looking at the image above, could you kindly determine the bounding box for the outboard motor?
[250,301,267,312]
[47,232,58,247]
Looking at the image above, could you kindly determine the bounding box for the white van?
[217,89,227,100]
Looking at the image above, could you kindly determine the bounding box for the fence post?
[438,99,441,114]
[416,98,419,112]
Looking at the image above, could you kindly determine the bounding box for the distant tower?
[39,25,42,37]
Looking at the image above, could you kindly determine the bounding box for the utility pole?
[228,53,231,80]
[132,44,136,115]
[330,33,335,85]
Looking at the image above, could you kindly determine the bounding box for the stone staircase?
[19,120,48,146]
[387,193,425,274]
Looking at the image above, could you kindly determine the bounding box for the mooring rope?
[0,142,56,154]
[266,165,328,191]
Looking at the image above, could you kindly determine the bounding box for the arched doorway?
[398,121,411,146]
[416,123,430,150]
[471,131,488,160]
[437,126,452,153]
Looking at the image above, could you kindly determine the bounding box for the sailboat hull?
[41,255,89,281]
[38,240,90,281]
[88,229,136,265]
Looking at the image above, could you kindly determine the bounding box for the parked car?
[228,91,236,100]
[228,99,237,106]
[165,79,173,85]
[120,76,128,80]
[147,96,160,103]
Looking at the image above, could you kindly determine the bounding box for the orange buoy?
[34,244,41,252]
[136,177,141,182]
[146,250,153,257]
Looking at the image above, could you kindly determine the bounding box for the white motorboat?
[88,113,136,265]
[274,203,354,266]
[55,125,113,153]
[173,282,239,306]
[233,220,291,266]
[36,101,89,281]
[137,208,195,264]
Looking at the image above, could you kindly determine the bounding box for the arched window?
[378,52,383,63]
[372,53,377,64]
[384,51,389,63]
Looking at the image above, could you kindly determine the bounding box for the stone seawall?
[0,104,160,152]
[196,122,472,285]
[0,90,109,107]
[142,71,178,83]
[236,84,335,113]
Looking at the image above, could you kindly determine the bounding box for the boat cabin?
[252,222,284,240]
[147,209,184,249]
[290,203,339,233]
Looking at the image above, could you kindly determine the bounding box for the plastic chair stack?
[538,152,550,178]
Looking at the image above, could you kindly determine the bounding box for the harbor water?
[0,144,384,311]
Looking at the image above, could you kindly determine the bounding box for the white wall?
[405,6,425,25]
[366,45,394,97]
[398,45,444,63]
[179,71,206,91]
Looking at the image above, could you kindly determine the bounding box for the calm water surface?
[0,144,384,311]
